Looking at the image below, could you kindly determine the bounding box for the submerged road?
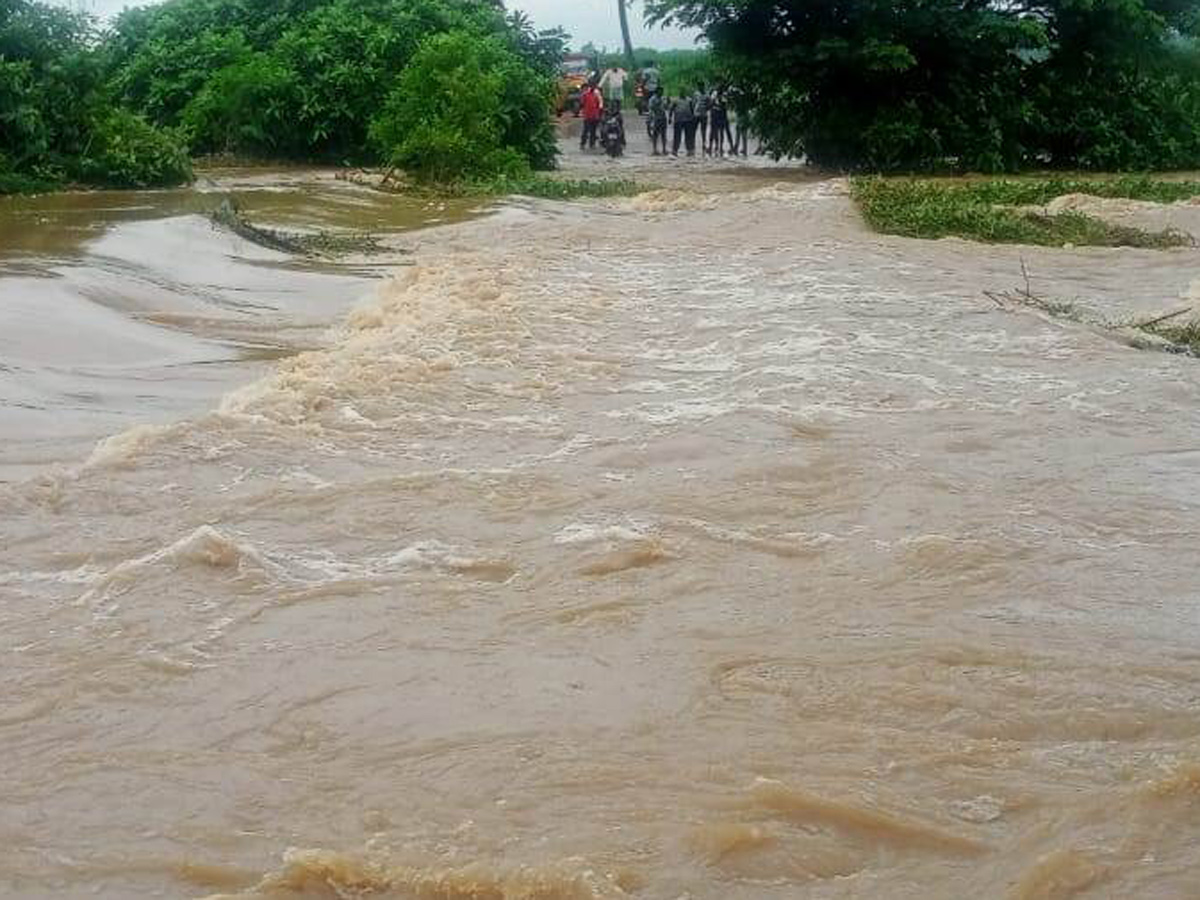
[3,137,1200,899]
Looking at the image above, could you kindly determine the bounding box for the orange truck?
[557,53,593,116]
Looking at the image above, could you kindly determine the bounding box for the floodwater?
[3,139,1200,900]
[0,169,478,479]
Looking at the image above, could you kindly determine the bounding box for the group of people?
[647,85,748,158]
[578,64,751,160]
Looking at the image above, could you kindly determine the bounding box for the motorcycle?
[600,107,626,159]
[633,80,649,116]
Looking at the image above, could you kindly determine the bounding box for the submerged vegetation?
[452,174,643,200]
[1141,315,1200,355]
[210,199,389,258]
[345,168,642,201]
[852,178,1200,248]
[987,269,1200,356]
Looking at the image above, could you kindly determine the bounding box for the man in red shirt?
[579,81,604,151]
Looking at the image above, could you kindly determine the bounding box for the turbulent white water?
[3,147,1200,899]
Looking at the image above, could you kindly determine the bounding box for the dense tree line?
[0,0,191,191]
[7,0,1200,190]
[647,0,1200,171]
[1,0,565,191]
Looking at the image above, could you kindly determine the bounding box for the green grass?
[851,176,1200,248]
[497,174,643,200]
[403,172,643,200]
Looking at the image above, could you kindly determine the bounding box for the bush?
[0,0,191,191]
[77,109,192,188]
[181,54,299,155]
[4,0,566,191]
[369,30,555,183]
[0,150,56,194]
[107,0,563,165]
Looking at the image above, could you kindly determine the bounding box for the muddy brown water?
[0,169,479,479]
[3,142,1200,900]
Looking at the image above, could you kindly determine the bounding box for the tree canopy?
[0,0,191,190]
[647,0,1200,171]
[1,0,566,191]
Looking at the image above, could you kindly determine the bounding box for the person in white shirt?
[599,66,626,104]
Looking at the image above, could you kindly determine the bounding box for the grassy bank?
[424,173,643,201]
[852,177,1200,248]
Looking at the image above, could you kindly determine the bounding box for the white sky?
[65,0,700,50]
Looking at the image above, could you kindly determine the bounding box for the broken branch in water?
[986,263,1199,357]
[1135,306,1194,329]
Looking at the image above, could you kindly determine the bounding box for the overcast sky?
[66,0,701,50]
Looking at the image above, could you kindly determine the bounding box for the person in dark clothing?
[729,86,751,156]
[579,81,604,150]
[648,87,669,156]
[600,97,627,157]
[693,85,710,156]
[671,92,698,157]
[708,90,731,156]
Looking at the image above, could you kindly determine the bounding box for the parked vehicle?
[633,80,649,115]
[556,53,593,116]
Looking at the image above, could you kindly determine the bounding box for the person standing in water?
[708,89,730,157]
[648,86,669,156]
[579,80,604,150]
[600,65,626,105]
[671,91,698,157]
[693,84,710,156]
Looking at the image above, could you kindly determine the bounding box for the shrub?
[181,54,299,156]
[1,0,191,191]
[369,30,555,183]
[77,108,192,188]
[107,0,563,164]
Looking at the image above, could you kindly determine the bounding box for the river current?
[3,143,1200,899]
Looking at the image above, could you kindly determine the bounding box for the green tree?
[647,0,1200,171]
[107,0,562,166]
[368,29,555,182]
[1,0,190,191]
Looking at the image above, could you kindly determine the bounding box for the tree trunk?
[617,0,636,72]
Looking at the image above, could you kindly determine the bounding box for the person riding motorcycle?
[600,98,627,158]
